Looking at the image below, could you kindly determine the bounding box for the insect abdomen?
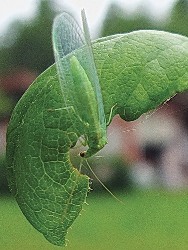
[70,55,98,125]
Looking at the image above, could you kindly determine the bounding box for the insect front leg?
[107,103,117,126]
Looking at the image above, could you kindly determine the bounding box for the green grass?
[1,190,188,250]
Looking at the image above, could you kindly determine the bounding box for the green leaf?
[6,30,188,246]
[6,66,89,246]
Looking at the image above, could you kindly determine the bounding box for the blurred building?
[102,94,188,190]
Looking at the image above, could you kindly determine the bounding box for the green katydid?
[52,9,107,157]
[53,9,120,221]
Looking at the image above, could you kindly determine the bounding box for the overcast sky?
[0,0,177,38]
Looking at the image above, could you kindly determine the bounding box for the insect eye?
[80,151,86,157]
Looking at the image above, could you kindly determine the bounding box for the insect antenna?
[84,159,125,205]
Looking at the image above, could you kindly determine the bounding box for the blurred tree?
[100,1,188,38]
[0,0,57,74]
[166,0,188,36]
[100,3,159,37]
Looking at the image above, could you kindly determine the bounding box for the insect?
[52,9,107,158]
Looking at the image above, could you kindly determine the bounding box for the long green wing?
[81,9,106,132]
[52,12,84,56]
[52,11,106,151]
[6,30,188,246]
[52,12,85,136]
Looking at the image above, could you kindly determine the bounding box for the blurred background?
[1,0,188,249]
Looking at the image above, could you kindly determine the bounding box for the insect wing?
[52,12,85,110]
[52,12,84,58]
[52,11,106,149]
[81,9,106,132]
